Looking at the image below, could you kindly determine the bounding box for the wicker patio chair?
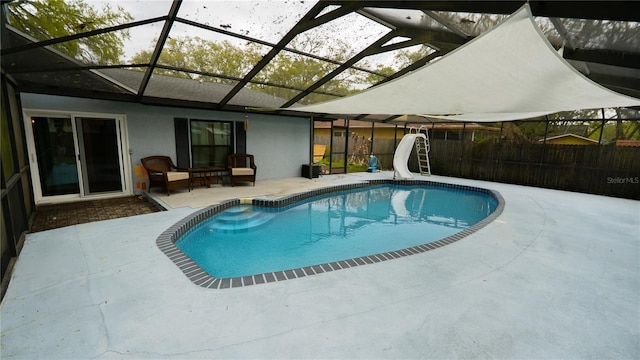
[227,153,257,186]
[141,156,191,196]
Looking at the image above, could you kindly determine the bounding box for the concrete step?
[208,206,275,231]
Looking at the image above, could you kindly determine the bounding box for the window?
[190,120,232,167]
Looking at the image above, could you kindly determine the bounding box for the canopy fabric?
[423,112,552,122]
[285,4,640,122]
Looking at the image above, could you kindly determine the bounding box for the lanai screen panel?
[286,5,640,122]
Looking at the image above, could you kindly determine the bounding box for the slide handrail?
[408,125,427,134]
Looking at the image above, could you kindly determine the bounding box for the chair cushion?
[167,171,190,181]
[231,168,254,176]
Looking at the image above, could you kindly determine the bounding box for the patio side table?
[188,166,225,188]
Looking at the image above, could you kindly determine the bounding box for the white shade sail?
[285,5,640,122]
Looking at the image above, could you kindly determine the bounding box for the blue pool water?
[176,184,497,278]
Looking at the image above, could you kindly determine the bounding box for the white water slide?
[393,133,428,180]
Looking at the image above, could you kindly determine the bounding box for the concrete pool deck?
[1,172,638,359]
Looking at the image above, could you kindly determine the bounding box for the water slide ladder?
[414,130,431,176]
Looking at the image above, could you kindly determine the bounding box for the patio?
[30,196,162,232]
[1,173,638,359]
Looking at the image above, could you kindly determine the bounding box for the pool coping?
[156,180,505,289]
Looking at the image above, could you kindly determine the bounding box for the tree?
[250,33,363,104]
[130,33,369,104]
[250,49,359,104]
[363,45,432,85]
[6,0,132,64]
[130,36,262,82]
[393,45,434,67]
[549,109,640,142]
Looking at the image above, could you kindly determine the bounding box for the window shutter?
[235,121,246,154]
[174,118,190,168]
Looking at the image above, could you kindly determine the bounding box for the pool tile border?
[156,180,505,289]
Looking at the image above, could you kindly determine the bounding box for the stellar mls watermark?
[607,176,639,184]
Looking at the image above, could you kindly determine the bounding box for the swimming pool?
[157,180,504,288]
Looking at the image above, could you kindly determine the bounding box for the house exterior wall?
[545,137,598,145]
[246,114,309,180]
[21,93,310,193]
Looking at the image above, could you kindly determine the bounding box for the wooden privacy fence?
[315,135,638,199]
[426,140,640,199]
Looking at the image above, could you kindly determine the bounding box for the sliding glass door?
[76,117,123,194]
[31,116,80,196]
[27,112,128,202]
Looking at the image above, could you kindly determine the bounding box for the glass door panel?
[76,117,123,194]
[31,117,80,196]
